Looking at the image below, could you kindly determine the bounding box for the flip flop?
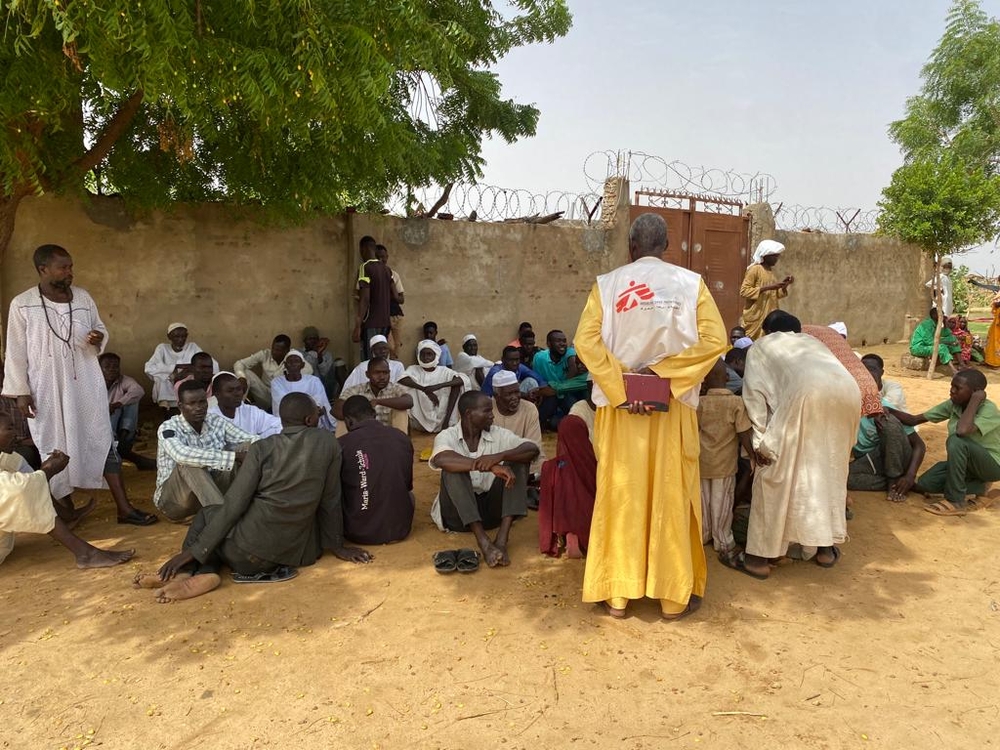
[968,495,996,511]
[433,550,458,574]
[604,601,627,619]
[117,508,159,526]
[455,548,480,573]
[718,551,769,580]
[232,565,298,584]
[815,546,842,569]
[662,594,703,622]
[924,499,968,517]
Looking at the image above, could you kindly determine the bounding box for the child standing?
[697,359,754,561]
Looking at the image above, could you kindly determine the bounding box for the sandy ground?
[3,343,1000,749]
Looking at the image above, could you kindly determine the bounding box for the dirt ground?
[3,343,999,749]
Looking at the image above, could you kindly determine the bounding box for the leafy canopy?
[1,0,572,213]
[888,0,1000,173]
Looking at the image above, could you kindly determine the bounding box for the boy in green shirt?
[888,369,1000,515]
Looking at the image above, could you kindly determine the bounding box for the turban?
[416,339,442,368]
[751,239,785,265]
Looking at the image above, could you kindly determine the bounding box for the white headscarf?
[828,322,848,338]
[752,239,785,265]
[416,339,442,368]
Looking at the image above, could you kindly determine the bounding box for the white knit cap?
[492,370,519,389]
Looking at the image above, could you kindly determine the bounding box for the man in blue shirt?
[532,330,589,431]
[481,346,550,402]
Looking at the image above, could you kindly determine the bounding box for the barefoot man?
[2,244,156,527]
[429,391,539,567]
[139,392,371,602]
[0,413,134,568]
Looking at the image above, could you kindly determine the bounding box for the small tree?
[953,263,971,314]
[878,158,1000,376]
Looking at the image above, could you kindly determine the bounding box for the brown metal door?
[629,203,749,330]
[689,212,750,330]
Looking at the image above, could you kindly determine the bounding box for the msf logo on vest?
[615,281,655,313]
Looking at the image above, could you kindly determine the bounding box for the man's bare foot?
[154,573,221,603]
[133,570,191,589]
[491,540,511,567]
[76,546,135,569]
[478,540,506,568]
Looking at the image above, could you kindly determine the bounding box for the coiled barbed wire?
[584,150,778,203]
[384,183,604,223]
[773,204,881,234]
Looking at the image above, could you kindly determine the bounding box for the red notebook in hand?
[619,373,671,412]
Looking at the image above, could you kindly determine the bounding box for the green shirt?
[855,399,915,455]
[922,398,1000,463]
[910,317,957,351]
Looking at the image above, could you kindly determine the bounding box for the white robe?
[403,365,467,433]
[0,453,54,565]
[342,359,405,390]
[208,403,283,438]
[2,287,113,499]
[144,341,209,405]
[742,332,861,558]
[270,374,336,431]
[453,352,494,391]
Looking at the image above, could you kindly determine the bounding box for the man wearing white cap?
[144,322,211,409]
[234,334,312,413]
[269,351,336,431]
[341,335,405,391]
[453,334,495,390]
[739,239,793,340]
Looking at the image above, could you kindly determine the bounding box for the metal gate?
[629,190,750,330]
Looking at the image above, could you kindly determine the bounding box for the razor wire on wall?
[384,183,604,223]
[772,204,881,233]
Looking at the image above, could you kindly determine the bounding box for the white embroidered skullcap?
[463,334,477,345]
[492,370,519,389]
[369,334,388,347]
[167,322,188,334]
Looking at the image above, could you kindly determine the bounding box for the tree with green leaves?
[0,1,572,255]
[880,0,1000,376]
[878,158,1000,375]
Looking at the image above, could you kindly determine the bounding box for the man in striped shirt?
[154,381,257,521]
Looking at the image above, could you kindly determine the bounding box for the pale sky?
[476,0,1000,274]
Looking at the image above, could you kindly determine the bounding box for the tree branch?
[73,89,145,174]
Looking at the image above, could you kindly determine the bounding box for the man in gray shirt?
[141,392,372,602]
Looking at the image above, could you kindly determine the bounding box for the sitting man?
[888,369,1000,516]
[729,326,747,346]
[339,395,415,545]
[234,334,312,412]
[144,322,211,410]
[453,334,494,390]
[491,370,545,507]
[154,381,257,521]
[334,356,412,434]
[909,307,962,375]
[517,328,542,368]
[429,391,539,567]
[850,352,925,501]
[0,413,135,569]
[209,372,282,438]
[481,346,550,400]
[724,346,747,395]
[302,326,345,399]
[531,329,589,430]
[270,350,335,431]
[142,392,372,602]
[860,353,906,410]
[99,352,155,470]
[400,340,466,433]
[342,335,406,391]
[423,321,454,367]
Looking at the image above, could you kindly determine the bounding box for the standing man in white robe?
[736,310,860,579]
[2,244,157,525]
[925,257,954,318]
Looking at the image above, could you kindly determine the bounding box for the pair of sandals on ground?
[924,491,996,516]
[433,548,480,574]
[718,544,842,581]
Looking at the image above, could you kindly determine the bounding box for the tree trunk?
[0,188,28,264]
[927,254,942,379]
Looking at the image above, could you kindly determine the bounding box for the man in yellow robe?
[739,239,793,339]
[574,213,727,619]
